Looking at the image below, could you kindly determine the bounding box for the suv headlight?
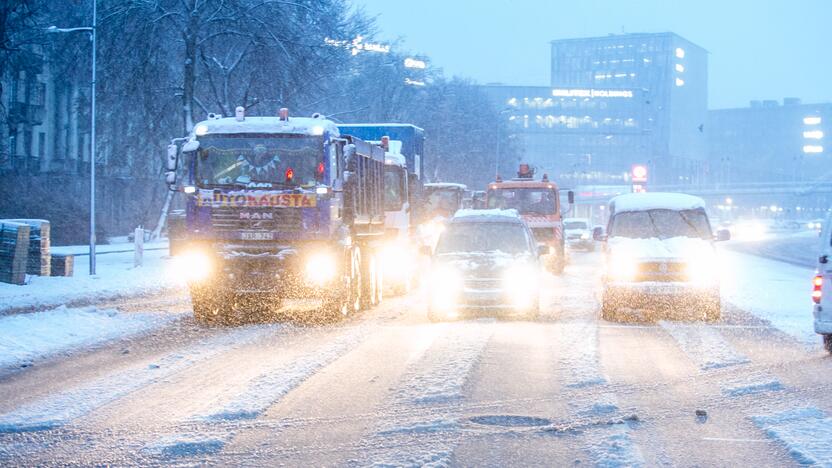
[430,266,462,309]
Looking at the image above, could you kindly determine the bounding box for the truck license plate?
[241,232,274,241]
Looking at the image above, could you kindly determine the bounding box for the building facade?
[708,99,832,186]
[483,32,708,187]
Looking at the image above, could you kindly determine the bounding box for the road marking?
[701,437,769,443]
[752,407,832,465]
[357,320,494,466]
[558,321,645,467]
[0,325,275,433]
[659,322,749,370]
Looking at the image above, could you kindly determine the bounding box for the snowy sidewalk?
[719,248,818,347]
[0,240,184,315]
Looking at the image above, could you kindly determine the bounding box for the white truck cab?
[813,215,832,353]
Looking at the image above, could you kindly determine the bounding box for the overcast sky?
[352,0,831,109]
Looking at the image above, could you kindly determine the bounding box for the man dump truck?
[486,164,573,274]
[421,182,468,247]
[338,124,425,293]
[165,107,386,324]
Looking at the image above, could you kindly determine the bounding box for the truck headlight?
[170,249,212,283]
[305,253,338,285]
[608,253,638,281]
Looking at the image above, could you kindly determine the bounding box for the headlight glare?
[170,250,212,283]
[305,252,338,285]
[608,253,638,281]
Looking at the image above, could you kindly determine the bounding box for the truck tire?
[360,249,381,310]
[823,335,832,354]
[321,249,362,323]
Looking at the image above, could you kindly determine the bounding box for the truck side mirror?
[568,190,575,204]
[715,229,731,242]
[166,144,178,171]
[344,144,357,171]
[165,171,177,186]
[592,226,606,241]
[537,244,549,257]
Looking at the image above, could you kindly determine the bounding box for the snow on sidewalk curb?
[0,246,183,316]
[0,306,185,370]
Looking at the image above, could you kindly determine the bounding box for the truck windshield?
[487,188,557,214]
[610,208,712,240]
[384,166,406,211]
[195,134,323,188]
[564,220,588,230]
[424,188,461,217]
[435,222,530,255]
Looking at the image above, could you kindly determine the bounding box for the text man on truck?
[165,107,386,324]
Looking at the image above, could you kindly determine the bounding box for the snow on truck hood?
[608,236,714,261]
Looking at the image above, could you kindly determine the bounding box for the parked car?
[597,192,730,322]
[812,213,832,353]
[564,217,595,251]
[426,209,545,321]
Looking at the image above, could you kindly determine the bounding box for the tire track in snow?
[0,325,276,433]
[354,320,494,467]
[659,321,832,465]
[558,320,645,467]
[146,323,373,457]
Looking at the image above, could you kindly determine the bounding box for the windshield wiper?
[645,210,662,238]
[679,211,707,238]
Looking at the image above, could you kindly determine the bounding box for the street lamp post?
[46,0,97,275]
[495,108,512,178]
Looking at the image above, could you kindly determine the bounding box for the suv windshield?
[195,134,322,188]
[435,222,530,254]
[610,208,712,240]
[487,188,557,214]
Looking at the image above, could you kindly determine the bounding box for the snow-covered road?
[0,249,830,466]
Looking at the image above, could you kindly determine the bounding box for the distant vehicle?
[486,164,574,274]
[471,190,487,209]
[563,217,594,251]
[421,182,468,246]
[596,192,730,322]
[812,214,832,353]
[426,209,545,321]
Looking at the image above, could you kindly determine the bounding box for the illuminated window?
[675,64,685,73]
[675,78,685,87]
[803,145,824,154]
[675,48,685,59]
[804,130,824,139]
[804,116,822,125]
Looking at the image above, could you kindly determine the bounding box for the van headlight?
[608,253,638,281]
[170,249,213,283]
[686,253,718,284]
[305,252,338,285]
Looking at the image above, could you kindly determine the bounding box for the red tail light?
[317,161,325,178]
[813,274,823,304]
[285,167,294,181]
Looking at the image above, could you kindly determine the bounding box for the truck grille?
[211,207,303,233]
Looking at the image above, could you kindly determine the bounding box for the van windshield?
[610,208,712,240]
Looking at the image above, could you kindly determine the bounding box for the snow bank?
[0,306,183,370]
[0,242,179,315]
[453,208,519,219]
[610,192,706,213]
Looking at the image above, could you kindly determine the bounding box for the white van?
[813,216,832,353]
[597,192,730,322]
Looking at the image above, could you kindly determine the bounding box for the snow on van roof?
[610,192,706,213]
[193,116,339,137]
[454,209,520,220]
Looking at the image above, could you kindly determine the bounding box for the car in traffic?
[426,209,545,321]
[597,192,730,322]
[812,213,832,353]
[563,217,595,251]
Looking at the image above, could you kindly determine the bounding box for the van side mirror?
[592,226,606,241]
[568,190,575,204]
[716,229,731,242]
